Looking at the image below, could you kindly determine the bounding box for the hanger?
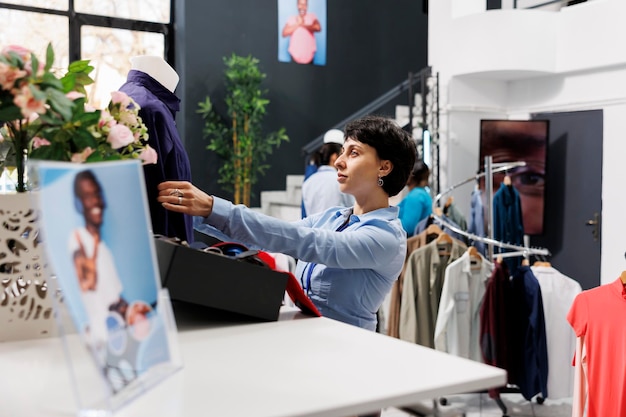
[435,231,452,256]
[467,245,480,258]
[467,245,482,270]
[621,271,626,285]
[533,261,552,267]
[521,258,530,266]
[436,232,452,244]
[443,196,454,216]
[426,222,443,236]
[424,220,443,244]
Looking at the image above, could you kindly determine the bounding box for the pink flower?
[31,136,51,149]
[139,144,158,164]
[2,45,31,61]
[2,45,36,76]
[98,109,115,129]
[107,124,135,149]
[0,62,27,90]
[13,84,46,118]
[118,111,138,127]
[66,91,85,101]
[70,147,94,163]
[110,91,132,107]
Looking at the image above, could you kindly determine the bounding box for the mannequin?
[129,56,179,93]
[119,56,193,243]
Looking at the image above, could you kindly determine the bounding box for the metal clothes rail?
[431,157,550,262]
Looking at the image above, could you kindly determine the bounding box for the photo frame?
[29,159,182,414]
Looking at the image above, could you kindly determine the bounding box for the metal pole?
[408,72,414,136]
[435,71,440,195]
[485,156,494,261]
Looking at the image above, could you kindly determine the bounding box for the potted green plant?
[197,53,288,206]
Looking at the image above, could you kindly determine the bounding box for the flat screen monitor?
[479,119,549,236]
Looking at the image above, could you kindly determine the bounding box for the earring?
[377,176,384,187]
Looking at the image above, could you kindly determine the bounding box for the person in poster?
[278,0,327,65]
[282,0,321,64]
[69,169,155,384]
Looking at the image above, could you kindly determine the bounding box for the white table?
[0,303,506,417]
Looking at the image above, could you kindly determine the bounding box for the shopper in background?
[301,128,355,217]
[397,161,433,237]
[158,115,416,332]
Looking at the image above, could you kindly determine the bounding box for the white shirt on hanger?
[531,265,582,399]
[434,251,493,362]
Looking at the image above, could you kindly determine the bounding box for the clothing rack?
[432,156,550,262]
[429,156,550,417]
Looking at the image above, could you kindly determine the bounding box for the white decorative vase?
[0,192,69,341]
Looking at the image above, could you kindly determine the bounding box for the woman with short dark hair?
[158,115,417,332]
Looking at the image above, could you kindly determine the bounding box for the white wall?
[430,0,626,284]
[601,105,626,281]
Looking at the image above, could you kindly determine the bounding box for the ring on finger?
[178,196,182,205]
[169,188,184,197]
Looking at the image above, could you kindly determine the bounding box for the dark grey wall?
[175,0,428,205]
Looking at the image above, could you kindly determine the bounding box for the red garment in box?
[255,251,321,317]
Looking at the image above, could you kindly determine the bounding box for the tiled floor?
[381,393,573,417]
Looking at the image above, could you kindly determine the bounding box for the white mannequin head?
[129,55,179,93]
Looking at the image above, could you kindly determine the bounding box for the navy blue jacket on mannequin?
[120,70,194,243]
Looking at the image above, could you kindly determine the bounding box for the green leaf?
[30,142,69,161]
[45,43,54,72]
[0,106,23,123]
[68,60,92,73]
[71,129,98,150]
[46,88,74,120]
[30,53,39,78]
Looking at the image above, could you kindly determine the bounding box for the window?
[1,0,67,10]
[75,0,169,23]
[82,26,165,106]
[0,0,173,106]
[0,9,69,67]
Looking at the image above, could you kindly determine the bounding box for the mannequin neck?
[130,55,179,92]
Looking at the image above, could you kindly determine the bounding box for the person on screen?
[69,170,147,358]
[282,0,321,64]
[158,115,416,332]
[480,120,547,235]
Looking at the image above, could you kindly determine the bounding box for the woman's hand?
[157,181,214,218]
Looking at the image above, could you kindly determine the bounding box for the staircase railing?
[301,66,432,157]
[301,66,440,193]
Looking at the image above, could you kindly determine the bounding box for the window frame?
[0,0,175,64]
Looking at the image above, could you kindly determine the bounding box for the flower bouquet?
[0,43,156,192]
